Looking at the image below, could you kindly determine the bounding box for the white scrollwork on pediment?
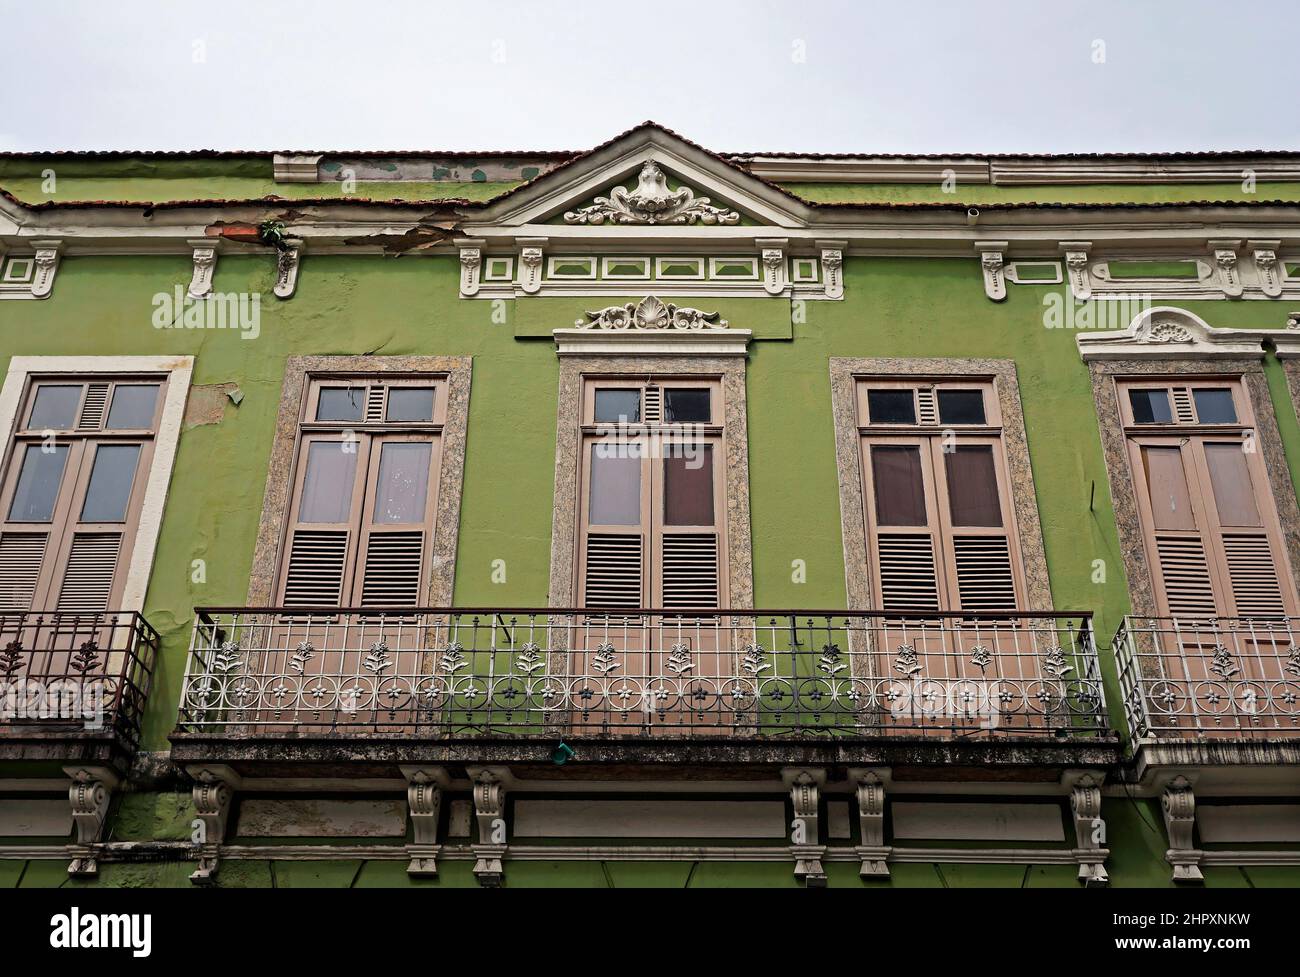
[564,162,740,226]
[575,295,728,330]
[1141,319,1194,344]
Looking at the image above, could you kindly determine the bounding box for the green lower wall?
[3,252,1299,886]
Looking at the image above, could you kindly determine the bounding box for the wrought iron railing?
[176,607,1107,740]
[0,611,160,749]
[1115,616,1300,739]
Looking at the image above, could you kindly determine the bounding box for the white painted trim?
[1076,305,1300,361]
[0,355,194,613]
[553,328,752,357]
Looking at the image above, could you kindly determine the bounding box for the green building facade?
[0,123,1297,888]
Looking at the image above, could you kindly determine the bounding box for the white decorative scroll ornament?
[1162,777,1203,883]
[784,768,827,887]
[1143,319,1195,344]
[30,240,63,299]
[1070,773,1109,887]
[64,765,119,878]
[401,766,449,877]
[576,294,728,330]
[854,770,890,880]
[563,161,740,225]
[761,245,786,296]
[1252,241,1283,298]
[188,239,217,299]
[1061,241,1092,301]
[458,246,482,298]
[519,245,544,294]
[470,767,507,887]
[272,240,302,300]
[976,241,1008,301]
[820,245,844,299]
[1210,240,1243,298]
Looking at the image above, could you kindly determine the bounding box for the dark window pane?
[316,387,366,422]
[385,388,435,423]
[867,390,915,425]
[8,445,69,521]
[1142,446,1196,531]
[27,385,81,431]
[664,389,711,424]
[1204,443,1261,527]
[594,389,640,424]
[1193,388,1237,424]
[870,445,927,526]
[106,385,159,430]
[938,389,986,425]
[299,441,359,523]
[664,444,714,525]
[372,442,432,523]
[944,446,1002,527]
[589,443,641,524]
[81,444,141,522]
[1129,388,1173,424]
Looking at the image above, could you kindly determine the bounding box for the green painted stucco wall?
[2,250,1298,887]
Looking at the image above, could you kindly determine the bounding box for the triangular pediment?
[461,122,813,231]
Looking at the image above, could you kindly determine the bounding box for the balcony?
[172,607,1114,771]
[1115,615,1300,741]
[0,611,159,764]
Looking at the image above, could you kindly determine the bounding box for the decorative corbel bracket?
[401,765,450,877]
[187,764,241,885]
[818,239,845,299]
[518,238,546,295]
[850,768,891,879]
[1209,239,1244,298]
[30,239,63,299]
[458,239,484,298]
[1060,240,1092,301]
[63,765,120,878]
[1249,239,1283,298]
[272,239,303,300]
[468,766,509,887]
[758,238,787,296]
[976,240,1008,301]
[188,238,218,299]
[1162,776,1203,883]
[782,767,827,887]
[1065,771,1109,887]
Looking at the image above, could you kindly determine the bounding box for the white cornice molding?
[272,153,323,183]
[739,157,990,184]
[1076,305,1300,361]
[991,158,1300,186]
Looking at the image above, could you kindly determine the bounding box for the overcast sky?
[2,0,1295,155]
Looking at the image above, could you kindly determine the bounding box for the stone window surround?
[548,354,754,609]
[0,354,194,613]
[829,357,1053,612]
[1087,357,1300,618]
[247,354,472,607]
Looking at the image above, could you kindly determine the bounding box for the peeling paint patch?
[184,382,241,428]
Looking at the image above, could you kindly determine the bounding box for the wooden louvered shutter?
[1221,536,1285,618]
[353,434,441,608]
[55,533,122,613]
[876,534,941,613]
[282,530,349,608]
[661,533,719,612]
[950,537,1017,613]
[939,440,1020,614]
[0,532,47,610]
[583,533,643,610]
[1153,536,1218,619]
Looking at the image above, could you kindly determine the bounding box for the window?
[854,378,1023,614]
[1118,377,1296,620]
[275,376,447,610]
[577,377,724,612]
[0,377,164,612]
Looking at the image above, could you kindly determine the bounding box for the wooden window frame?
[549,355,754,612]
[575,376,727,611]
[247,356,472,609]
[1114,374,1298,620]
[1088,357,1300,620]
[0,356,193,614]
[831,358,1053,613]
